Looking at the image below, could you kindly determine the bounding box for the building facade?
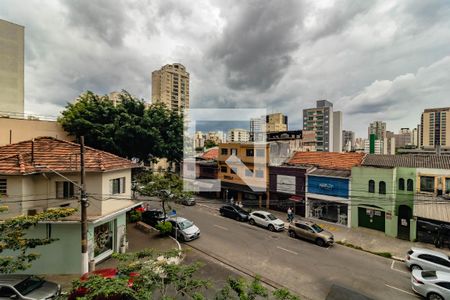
[395,128,412,148]
[368,121,387,140]
[151,63,190,113]
[0,19,24,114]
[266,113,288,133]
[342,130,355,152]
[420,107,450,150]
[227,128,250,142]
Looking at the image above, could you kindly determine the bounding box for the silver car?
[406,247,450,272]
[411,270,450,300]
[0,275,60,300]
[249,211,285,232]
[168,217,200,241]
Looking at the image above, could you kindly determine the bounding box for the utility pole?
[80,136,89,274]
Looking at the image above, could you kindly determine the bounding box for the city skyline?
[1,1,450,137]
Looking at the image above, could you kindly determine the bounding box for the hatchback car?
[288,220,334,247]
[411,270,450,300]
[219,205,249,221]
[406,247,450,272]
[167,217,200,241]
[141,209,166,227]
[248,211,285,231]
[0,275,60,300]
[180,197,196,206]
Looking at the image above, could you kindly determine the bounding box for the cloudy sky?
[1,0,450,137]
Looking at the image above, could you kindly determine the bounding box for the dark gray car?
[0,275,60,300]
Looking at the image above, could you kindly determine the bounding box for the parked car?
[141,209,166,227]
[0,275,61,300]
[288,220,334,247]
[219,205,249,221]
[411,270,450,300]
[180,197,196,206]
[248,211,285,232]
[68,268,138,300]
[406,247,450,272]
[167,217,200,241]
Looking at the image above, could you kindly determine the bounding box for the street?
[171,201,418,300]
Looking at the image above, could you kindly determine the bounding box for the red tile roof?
[0,137,138,175]
[287,152,366,171]
[200,147,218,160]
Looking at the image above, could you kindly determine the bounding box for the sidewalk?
[195,196,450,260]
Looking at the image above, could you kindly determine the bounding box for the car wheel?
[428,292,444,300]
[249,219,255,225]
[236,215,241,222]
[219,211,224,216]
[316,238,325,247]
[288,230,296,238]
[268,224,275,232]
[410,264,422,271]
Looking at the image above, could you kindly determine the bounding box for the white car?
[167,217,200,241]
[406,247,450,272]
[411,270,450,300]
[248,211,285,232]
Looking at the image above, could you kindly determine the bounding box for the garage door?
[358,207,385,232]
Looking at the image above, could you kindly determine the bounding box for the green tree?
[0,208,77,273]
[58,90,183,164]
[204,140,218,149]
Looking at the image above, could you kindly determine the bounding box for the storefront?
[305,170,351,227]
[221,181,268,208]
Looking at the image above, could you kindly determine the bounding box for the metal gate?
[397,205,412,240]
[358,207,385,232]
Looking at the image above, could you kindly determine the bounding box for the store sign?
[319,183,334,190]
[308,176,349,198]
[277,175,296,194]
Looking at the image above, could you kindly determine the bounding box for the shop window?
[94,221,113,257]
[368,180,375,193]
[0,178,6,195]
[220,166,227,173]
[407,179,414,192]
[221,148,228,155]
[110,177,126,194]
[379,181,386,195]
[420,176,435,193]
[56,181,75,199]
[246,149,254,156]
[398,178,405,190]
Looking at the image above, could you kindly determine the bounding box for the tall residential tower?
[420,107,450,150]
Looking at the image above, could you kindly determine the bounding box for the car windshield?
[178,220,194,230]
[14,277,44,295]
[311,224,324,233]
[234,206,248,214]
[421,271,437,279]
[267,214,277,220]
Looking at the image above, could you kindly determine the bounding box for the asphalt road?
[173,203,418,300]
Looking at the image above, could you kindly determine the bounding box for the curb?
[392,256,405,262]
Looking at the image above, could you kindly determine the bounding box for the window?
[110,177,126,194]
[420,176,435,192]
[255,149,265,157]
[56,181,75,199]
[231,148,237,155]
[220,166,228,173]
[245,169,253,177]
[230,168,237,175]
[0,178,6,195]
[368,180,375,193]
[255,170,264,178]
[0,287,16,297]
[446,178,450,194]
[407,179,414,192]
[436,282,450,290]
[221,148,228,155]
[246,149,254,156]
[379,181,386,194]
[398,178,405,190]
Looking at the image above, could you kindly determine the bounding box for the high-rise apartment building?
[227,128,250,142]
[151,63,189,113]
[342,130,355,152]
[303,100,342,152]
[0,19,24,114]
[420,107,450,150]
[266,113,288,133]
[368,121,387,140]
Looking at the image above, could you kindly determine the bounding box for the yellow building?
[0,19,24,114]
[421,107,450,150]
[218,143,270,208]
[266,113,288,133]
[151,63,190,113]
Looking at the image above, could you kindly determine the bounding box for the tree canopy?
[58,91,183,164]
[0,207,77,273]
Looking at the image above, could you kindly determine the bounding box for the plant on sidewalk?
[129,210,142,223]
[0,208,76,273]
[155,221,173,236]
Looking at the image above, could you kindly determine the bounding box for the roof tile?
[287,152,366,170]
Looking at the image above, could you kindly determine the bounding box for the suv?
[406,247,450,272]
[141,209,166,227]
[0,275,60,300]
[411,270,450,300]
[249,211,285,231]
[288,220,334,247]
[219,205,249,221]
[167,217,200,241]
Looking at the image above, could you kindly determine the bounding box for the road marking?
[276,246,298,255]
[390,260,409,274]
[385,284,417,297]
[214,224,228,231]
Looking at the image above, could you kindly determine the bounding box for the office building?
[151,63,189,113]
[420,107,450,150]
[250,117,266,142]
[227,128,250,142]
[0,19,24,114]
[303,100,342,152]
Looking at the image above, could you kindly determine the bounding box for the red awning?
[289,195,303,202]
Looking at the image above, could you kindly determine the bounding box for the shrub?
[129,210,142,223]
[155,221,173,235]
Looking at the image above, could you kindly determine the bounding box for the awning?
[289,195,303,202]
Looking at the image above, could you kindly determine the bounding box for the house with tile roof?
[0,137,141,274]
[352,154,450,243]
[276,152,366,227]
